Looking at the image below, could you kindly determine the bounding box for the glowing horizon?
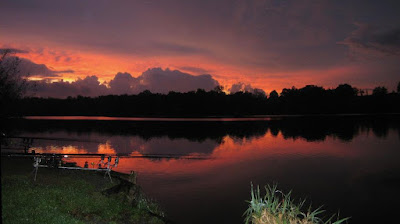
[1,0,399,97]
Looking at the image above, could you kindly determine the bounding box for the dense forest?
[6,83,400,117]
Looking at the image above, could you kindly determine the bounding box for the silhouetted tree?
[397,81,400,93]
[372,86,388,96]
[334,84,358,98]
[139,90,152,96]
[299,85,325,98]
[269,90,279,99]
[280,86,298,98]
[213,85,224,94]
[196,88,206,94]
[253,89,266,98]
[0,49,29,117]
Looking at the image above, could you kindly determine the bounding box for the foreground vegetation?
[244,184,350,224]
[1,158,166,224]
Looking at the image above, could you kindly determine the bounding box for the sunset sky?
[1,0,400,97]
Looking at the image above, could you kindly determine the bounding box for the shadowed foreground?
[1,157,166,224]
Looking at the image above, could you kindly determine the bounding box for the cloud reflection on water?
[4,115,400,224]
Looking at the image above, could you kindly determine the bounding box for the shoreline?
[1,157,168,224]
[11,113,400,121]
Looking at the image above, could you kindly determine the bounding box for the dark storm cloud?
[374,28,400,46]
[135,68,219,94]
[0,0,354,71]
[31,68,220,98]
[107,68,220,95]
[339,23,400,58]
[32,76,108,98]
[0,48,29,54]
[18,58,60,78]
[53,69,74,74]
[2,56,73,78]
[179,66,210,74]
[108,72,136,95]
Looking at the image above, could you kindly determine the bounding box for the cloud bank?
[31,68,220,98]
[0,48,29,54]
[32,76,108,98]
[2,56,74,79]
[339,23,400,58]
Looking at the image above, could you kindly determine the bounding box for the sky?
[1,0,400,98]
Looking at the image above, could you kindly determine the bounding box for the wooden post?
[129,171,137,185]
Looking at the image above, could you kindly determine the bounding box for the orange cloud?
[3,41,392,95]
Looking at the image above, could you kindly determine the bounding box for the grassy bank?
[244,184,350,224]
[1,157,166,224]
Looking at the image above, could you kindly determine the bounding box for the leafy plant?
[244,183,350,224]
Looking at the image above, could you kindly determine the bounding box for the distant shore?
[3,87,400,118]
[18,113,400,121]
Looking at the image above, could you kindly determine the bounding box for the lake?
[2,115,400,224]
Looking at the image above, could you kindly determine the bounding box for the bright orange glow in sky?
[8,43,256,89]
[1,0,400,96]
[8,45,381,94]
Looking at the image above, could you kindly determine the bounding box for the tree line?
[1,50,400,117]
[5,83,400,117]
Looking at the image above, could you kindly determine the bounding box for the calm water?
[2,115,400,224]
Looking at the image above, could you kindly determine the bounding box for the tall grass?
[244,183,350,224]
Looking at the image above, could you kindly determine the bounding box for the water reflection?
[2,115,400,224]
[3,115,399,156]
